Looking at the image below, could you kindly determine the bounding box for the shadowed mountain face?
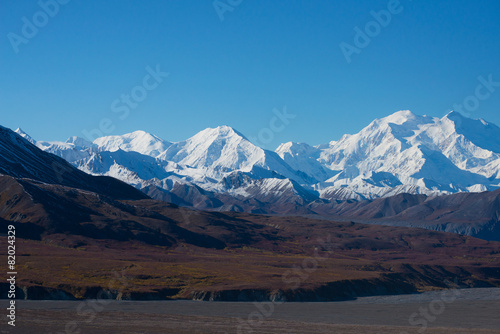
[0,174,231,248]
[310,189,500,241]
[142,181,500,241]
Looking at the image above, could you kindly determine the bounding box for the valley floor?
[8,288,500,334]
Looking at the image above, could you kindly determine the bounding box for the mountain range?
[17,110,500,198]
[10,110,500,240]
[2,122,500,301]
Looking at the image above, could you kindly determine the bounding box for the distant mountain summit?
[93,130,171,157]
[302,110,499,199]
[14,128,36,144]
[158,125,305,182]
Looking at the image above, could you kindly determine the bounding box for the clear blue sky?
[1,0,500,149]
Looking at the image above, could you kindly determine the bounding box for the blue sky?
[1,0,499,149]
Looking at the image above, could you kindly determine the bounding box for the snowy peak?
[74,149,171,187]
[198,125,248,140]
[276,142,333,182]
[65,136,94,148]
[276,142,318,158]
[360,111,436,143]
[157,125,308,184]
[11,129,97,163]
[369,110,435,138]
[181,125,252,155]
[159,125,260,169]
[444,110,465,121]
[297,110,500,199]
[93,130,171,157]
[380,109,417,125]
[14,128,36,144]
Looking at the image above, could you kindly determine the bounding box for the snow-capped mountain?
[26,125,313,208]
[2,125,148,200]
[74,149,172,188]
[93,130,171,157]
[5,121,500,240]
[23,110,500,210]
[310,110,499,199]
[276,141,335,182]
[35,136,96,163]
[157,125,309,186]
[14,128,36,144]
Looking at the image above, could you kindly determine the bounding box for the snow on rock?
[158,125,306,183]
[14,128,36,144]
[276,142,335,182]
[93,130,171,158]
[23,110,500,202]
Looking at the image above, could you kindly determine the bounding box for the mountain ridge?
[3,116,500,241]
[1,126,148,200]
[9,111,500,234]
